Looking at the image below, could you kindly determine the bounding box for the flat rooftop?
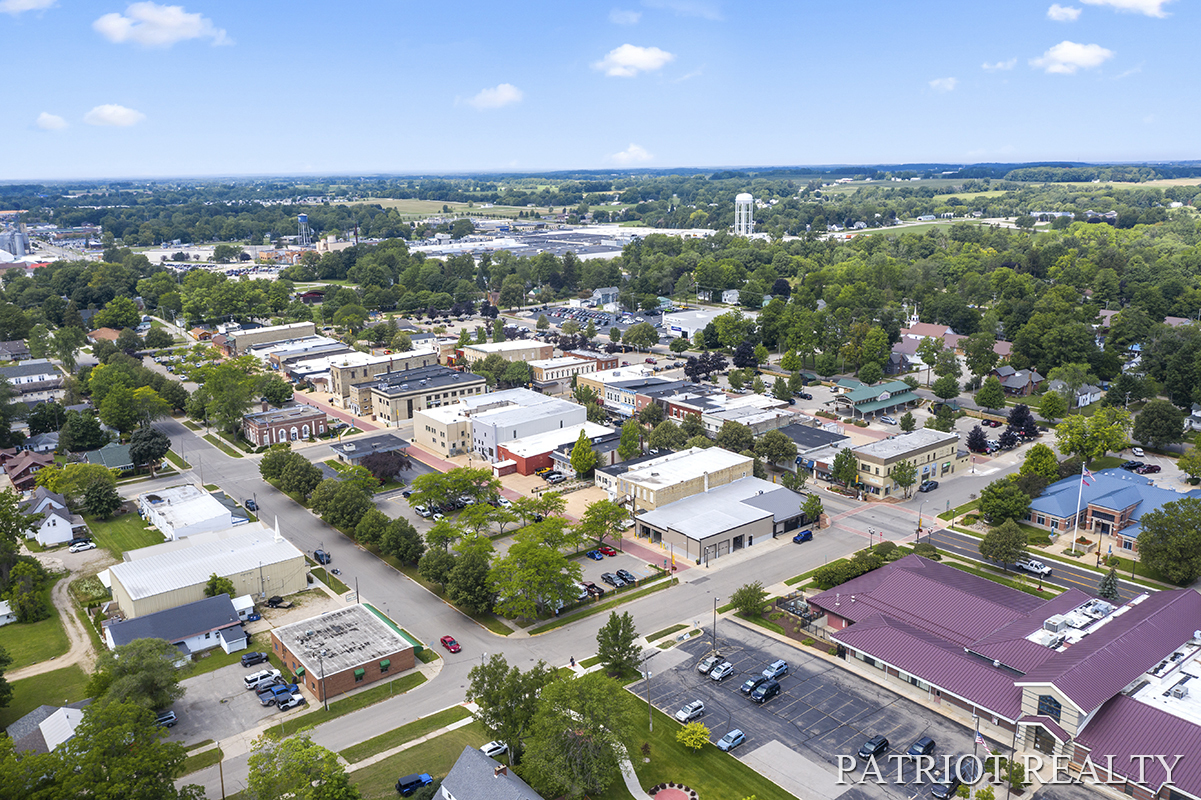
[529,357,591,370]
[359,364,485,396]
[462,340,545,353]
[243,403,326,425]
[618,447,752,488]
[139,485,231,528]
[501,422,613,458]
[274,604,414,674]
[638,476,801,539]
[853,428,959,460]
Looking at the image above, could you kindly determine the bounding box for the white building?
[663,307,728,339]
[138,485,244,540]
[413,388,586,462]
[0,599,16,626]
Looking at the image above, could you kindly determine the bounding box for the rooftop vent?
[344,444,356,451]
[1171,685,1188,699]
[1044,614,1068,634]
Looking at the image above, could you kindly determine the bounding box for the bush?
[1029,534,1052,546]
[803,638,815,646]
[874,541,897,558]
[913,542,940,560]
[828,645,838,655]
[854,419,868,427]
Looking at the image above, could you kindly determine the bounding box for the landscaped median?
[531,576,678,634]
[264,672,428,739]
[339,704,473,763]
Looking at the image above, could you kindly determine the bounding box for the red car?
[440,635,461,653]
[598,545,618,557]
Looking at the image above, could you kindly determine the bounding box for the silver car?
[709,661,735,682]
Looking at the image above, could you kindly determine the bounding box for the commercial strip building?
[344,364,488,422]
[138,484,248,540]
[270,604,417,702]
[496,421,614,476]
[595,446,753,512]
[106,522,307,618]
[330,432,410,467]
[565,349,619,371]
[325,348,441,401]
[529,356,596,395]
[808,555,1201,800]
[1024,468,1201,552]
[412,388,586,461]
[594,375,675,418]
[241,402,328,445]
[227,322,316,355]
[830,379,921,420]
[635,476,807,564]
[850,428,966,497]
[456,339,552,366]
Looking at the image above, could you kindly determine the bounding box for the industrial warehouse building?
[271,604,417,702]
[105,522,307,618]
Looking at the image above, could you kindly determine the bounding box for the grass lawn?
[352,722,490,799]
[203,434,244,458]
[312,567,350,594]
[0,579,69,669]
[182,420,201,431]
[181,746,223,775]
[416,647,440,664]
[0,664,90,730]
[85,511,165,557]
[323,459,348,473]
[939,499,980,521]
[579,655,602,669]
[736,611,786,636]
[266,672,428,739]
[340,705,472,763]
[591,706,800,800]
[182,632,277,679]
[164,448,191,469]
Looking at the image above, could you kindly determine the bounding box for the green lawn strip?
[340,705,472,763]
[579,655,602,669]
[323,459,348,473]
[659,630,701,649]
[85,511,165,557]
[203,434,243,458]
[0,664,90,730]
[784,564,823,586]
[181,746,224,775]
[164,448,191,469]
[76,607,105,654]
[350,722,490,799]
[24,538,46,553]
[939,499,980,521]
[264,477,310,507]
[532,579,677,634]
[735,611,786,635]
[186,739,216,751]
[214,429,254,453]
[265,673,428,739]
[416,647,440,664]
[941,560,1064,598]
[182,420,201,431]
[311,567,350,594]
[591,706,800,800]
[0,578,69,668]
[716,601,735,614]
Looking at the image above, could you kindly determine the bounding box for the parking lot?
[635,624,1001,800]
[166,661,306,746]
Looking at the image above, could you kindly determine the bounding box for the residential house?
[1046,379,1103,409]
[86,328,121,344]
[5,703,88,754]
[440,745,545,800]
[4,450,52,491]
[104,593,248,656]
[85,442,134,472]
[28,504,87,547]
[23,431,59,454]
[0,340,31,361]
[0,599,15,626]
[992,365,1045,396]
[0,359,61,396]
[590,286,619,306]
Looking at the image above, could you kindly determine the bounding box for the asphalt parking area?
[167,662,302,746]
[635,624,998,800]
[578,549,650,587]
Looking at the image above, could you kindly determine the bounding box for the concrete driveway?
[167,662,303,747]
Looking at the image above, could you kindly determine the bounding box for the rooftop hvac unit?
[1044,614,1068,633]
[1048,635,1065,649]
[1171,685,1189,699]
[344,444,356,451]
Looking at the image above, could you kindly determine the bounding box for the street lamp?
[917,500,927,542]
[641,651,656,732]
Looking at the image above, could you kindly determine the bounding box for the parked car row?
[242,666,307,711]
[1122,459,1160,474]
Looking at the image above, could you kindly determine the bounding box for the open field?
[86,511,165,557]
[0,579,69,669]
[0,664,90,730]
[347,198,528,218]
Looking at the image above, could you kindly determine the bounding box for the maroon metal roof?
[968,589,1093,673]
[809,555,1044,647]
[1075,695,1201,797]
[1017,590,1201,713]
[834,614,1024,720]
[1017,714,1070,743]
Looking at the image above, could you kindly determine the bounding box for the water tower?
[734,193,754,236]
[297,214,312,247]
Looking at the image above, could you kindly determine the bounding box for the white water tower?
[734,193,754,236]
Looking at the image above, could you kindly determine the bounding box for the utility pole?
[711,597,718,655]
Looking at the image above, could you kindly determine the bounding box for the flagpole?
[1072,461,1086,551]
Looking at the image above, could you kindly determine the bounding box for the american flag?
[1082,467,1094,487]
[975,731,986,746]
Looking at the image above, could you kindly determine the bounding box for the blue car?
[586,550,604,561]
[793,530,813,544]
[717,729,746,752]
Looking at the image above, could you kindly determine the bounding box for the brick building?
[270,604,417,702]
[241,402,328,445]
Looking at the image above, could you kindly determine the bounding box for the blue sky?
[3,0,1196,180]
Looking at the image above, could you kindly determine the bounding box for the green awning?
[354,668,365,678]
[379,659,390,669]
[295,666,305,676]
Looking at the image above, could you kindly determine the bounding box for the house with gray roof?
[0,358,61,396]
[441,745,544,800]
[0,340,31,361]
[991,365,1044,396]
[85,441,134,471]
[1046,378,1102,409]
[24,431,59,454]
[807,554,1201,800]
[5,701,89,754]
[104,593,247,656]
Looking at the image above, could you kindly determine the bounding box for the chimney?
[494,765,507,778]
[261,397,269,413]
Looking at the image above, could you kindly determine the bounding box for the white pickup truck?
[1015,558,1052,576]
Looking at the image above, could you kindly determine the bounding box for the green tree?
[979,477,1032,524]
[715,420,754,453]
[1137,498,1201,584]
[1133,399,1185,450]
[466,655,559,765]
[975,376,1006,410]
[669,336,690,353]
[381,517,425,565]
[596,611,640,676]
[83,480,124,519]
[1021,443,1061,482]
[447,551,494,616]
[677,722,711,753]
[246,733,360,800]
[1178,448,1201,482]
[490,533,582,619]
[754,429,797,468]
[278,457,322,497]
[623,322,658,351]
[730,580,768,618]
[979,519,1028,569]
[53,325,87,373]
[309,480,372,531]
[751,376,766,394]
[891,459,918,498]
[129,427,170,475]
[93,296,141,329]
[648,419,686,452]
[932,374,960,401]
[1097,567,1121,602]
[1039,390,1068,423]
[353,508,389,547]
[832,447,858,487]
[577,499,629,547]
[523,673,637,800]
[963,332,1000,378]
[36,462,118,508]
[569,429,598,476]
[418,548,457,590]
[339,464,380,495]
[333,304,368,333]
[204,572,236,598]
[858,361,883,386]
[4,561,50,622]
[99,386,139,433]
[900,411,915,432]
[0,645,11,711]
[88,638,186,711]
[638,402,664,426]
[195,359,259,433]
[772,376,791,401]
[803,493,824,524]
[536,314,549,330]
[144,327,173,349]
[1055,409,1133,463]
[0,489,42,584]
[257,376,295,407]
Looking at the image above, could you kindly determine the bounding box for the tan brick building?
[327,348,440,400]
[851,428,966,497]
[595,447,754,511]
[456,339,552,366]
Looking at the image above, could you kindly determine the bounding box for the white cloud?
[36,112,67,130]
[0,0,55,14]
[643,0,722,20]
[467,83,523,110]
[982,58,1018,71]
[1030,40,1114,73]
[1081,0,1174,16]
[93,2,230,48]
[610,143,652,165]
[84,104,146,126]
[609,8,641,24]
[1047,4,1082,20]
[593,43,675,77]
[929,77,957,92]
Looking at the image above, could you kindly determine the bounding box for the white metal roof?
[500,422,613,458]
[620,447,752,488]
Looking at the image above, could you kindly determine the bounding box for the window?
[380,659,391,673]
[354,668,366,683]
[1037,694,1062,723]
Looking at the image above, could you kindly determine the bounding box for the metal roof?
[1074,695,1201,797]
[107,594,242,648]
[637,477,801,540]
[1029,468,1201,520]
[967,588,1094,672]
